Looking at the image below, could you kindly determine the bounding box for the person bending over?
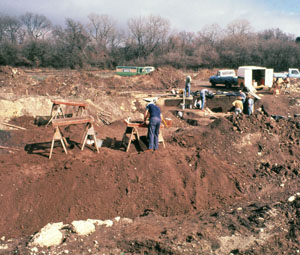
[144,101,167,151]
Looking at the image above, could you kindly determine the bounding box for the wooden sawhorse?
[46,100,88,127]
[122,126,141,152]
[122,119,166,152]
[49,116,99,159]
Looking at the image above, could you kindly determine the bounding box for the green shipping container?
[116,66,155,76]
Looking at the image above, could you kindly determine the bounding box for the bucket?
[96,139,103,148]
[164,118,172,127]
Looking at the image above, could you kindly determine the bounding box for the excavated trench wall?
[164,96,244,113]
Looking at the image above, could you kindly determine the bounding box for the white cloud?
[0,0,299,36]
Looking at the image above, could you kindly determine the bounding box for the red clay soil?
[0,67,300,254]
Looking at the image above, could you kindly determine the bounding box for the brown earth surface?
[0,66,300,254]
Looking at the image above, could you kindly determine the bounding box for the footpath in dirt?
[0,66,300,254]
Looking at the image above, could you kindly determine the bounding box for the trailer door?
[244,69,253,91]
[265,69,274,87]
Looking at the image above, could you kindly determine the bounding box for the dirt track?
[0,66,300,254]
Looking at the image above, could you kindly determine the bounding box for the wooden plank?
[51,100,88,107]
[123,119,171,128]
[0,145,19,151]
[124,119,147,128]
[2,122,27,130]
[52,116,94,127]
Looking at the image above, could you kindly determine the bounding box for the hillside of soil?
[0,66,300,254]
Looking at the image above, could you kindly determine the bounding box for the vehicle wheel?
[225,81,231,89]
[211,82,216,87]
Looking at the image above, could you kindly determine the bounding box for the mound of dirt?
[193,68,219,80]
[1,67,300,254]
[0,66,186,99]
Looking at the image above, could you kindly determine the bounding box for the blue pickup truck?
[209,69,238,88]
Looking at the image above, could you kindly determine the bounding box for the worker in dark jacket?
[143,100,167,151]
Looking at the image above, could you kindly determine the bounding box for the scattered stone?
[88,219,114,227]
[120,218,133,224]
[71,220,95,236]
[288,195,296,202]
[0,244,8,250]
[30,222,64,247]
[30,247,38,253]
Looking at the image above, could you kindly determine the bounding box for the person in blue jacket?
[143,100,167,151]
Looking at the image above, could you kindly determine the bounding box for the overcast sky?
[1,0,299,36]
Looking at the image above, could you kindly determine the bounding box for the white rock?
[71,220,95,236]
[87,219,104,225]
[288,195,296,202]
[30,247,39,253]
[102,220,113,227]
[30,222,64,247]
[0,244,8,250]
[88,219,113,227]
[120,218,133,224]
[114,216,121,222]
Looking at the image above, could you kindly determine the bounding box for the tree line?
[0,12,299,71]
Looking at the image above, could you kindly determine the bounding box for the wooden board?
[123,119,172,128]
[52,116,94,127]
[123,119,147,128]
[51,100,88,107]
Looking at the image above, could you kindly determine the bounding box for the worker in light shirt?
[232,96,244,115]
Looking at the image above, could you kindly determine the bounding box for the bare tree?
[258,28,293,41]
[52,19,90,68]
[0,15,22,43]
[127,14,170,58]
[20,12,52,40]
[87,13,119,49]
[197,23,223,46]
[226,19,252,36]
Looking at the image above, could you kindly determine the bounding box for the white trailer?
[237,66,274,94]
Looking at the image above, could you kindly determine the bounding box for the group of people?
[272,77,290,94]
[142,76,255,152]
[232,90,254,116]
